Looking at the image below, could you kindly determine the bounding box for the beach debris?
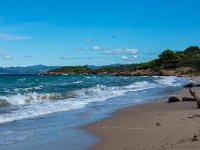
[168,96,180,103]
[192,114,200,118]
[184,83,200,88]
[188,114,200,119]
[156,122,162,127]
[191,135,198,141]
[187,116,194,119]
[182,97,196,102]
[178,139,187,144]
[189,89,200,108]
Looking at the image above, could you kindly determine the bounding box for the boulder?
[168,96,180,103]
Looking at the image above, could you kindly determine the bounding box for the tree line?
[48,46,200,74]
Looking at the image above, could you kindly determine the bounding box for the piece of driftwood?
[189,89,200,108]
[182,97,196,102]
[184,83,200,88]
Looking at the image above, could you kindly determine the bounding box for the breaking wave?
[0,76,185,123]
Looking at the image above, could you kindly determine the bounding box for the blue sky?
[0,0,200,67]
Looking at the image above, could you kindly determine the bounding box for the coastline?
[86,76,200,150]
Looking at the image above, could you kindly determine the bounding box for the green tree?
[158,49,180,68]
[184,46,200,58]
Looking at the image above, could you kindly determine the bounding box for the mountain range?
[0,64,122,74]
[0,65,59,74]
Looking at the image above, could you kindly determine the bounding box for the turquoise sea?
[0,74,190,150]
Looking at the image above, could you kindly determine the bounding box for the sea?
[0,74,191,150]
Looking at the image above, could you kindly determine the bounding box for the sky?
[0,0,200,67]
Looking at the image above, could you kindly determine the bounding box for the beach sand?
[87,77,200,150]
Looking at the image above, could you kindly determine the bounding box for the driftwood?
[189,89,200,108]
[184,83,200,88]
[182,97,196,102]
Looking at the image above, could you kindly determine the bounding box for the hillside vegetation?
[48,46,200,76]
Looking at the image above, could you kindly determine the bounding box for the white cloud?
[0,49,13,60]
[85,38,92,42]
[0,33,31,41]
[75,46,139,62]
[92,46,101,50]
[77,46,107,51]
[125,48,139,54]
[121,55,138,61]
[3,54,12,60]
[122,56,129,60]
[133,55,138,59]
[77,46,138,54]
[105,48,138,54]
[0,53,13,60]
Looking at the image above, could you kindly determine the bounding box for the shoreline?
[86,77,200,150]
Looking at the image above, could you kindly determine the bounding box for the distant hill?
[48,46,200,76]
[0,65,59,74]
[0,64,123,74]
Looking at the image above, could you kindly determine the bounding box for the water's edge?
[83,77,195,150]
[0,75,192,150]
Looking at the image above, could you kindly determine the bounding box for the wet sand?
[87,77,200,150]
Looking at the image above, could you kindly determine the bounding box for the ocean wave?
[0,93,62,106]
[155,76,180,86]
[72,81,83,84]
[0,100,11,108]
[14,85,44,92]
[0,81,154,107]
[0,76,183,123]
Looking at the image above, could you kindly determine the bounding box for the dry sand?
[87,77,200,150]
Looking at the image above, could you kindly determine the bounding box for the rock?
[184,83,200,88]
[156,122,162,127]
[168,96,180,103]
[188,116,194,119]
[191,135,198,141]
[182,97,196,102]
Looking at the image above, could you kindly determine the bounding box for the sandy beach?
[87,77,200,150]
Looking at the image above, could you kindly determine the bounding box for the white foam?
[0,92,62,106]
[0,76,182,124]
[14,85,44,92]
[0,83,144,123]
[73,81,83,84]
[155,76,178,86]
[125,81,154,91]
[0,100,86,123]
